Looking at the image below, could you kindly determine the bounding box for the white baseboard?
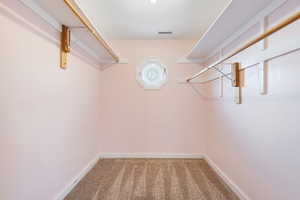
[99,153,204,159]
[54,153,249,200]
[55,155,99,200]
[204,156,251,200]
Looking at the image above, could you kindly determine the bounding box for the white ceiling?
[76,0,231,40]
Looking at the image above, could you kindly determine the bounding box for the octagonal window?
[137,59,167,90]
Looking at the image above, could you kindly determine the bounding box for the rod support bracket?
[60,25,71,69]
[231,63,241,87]
[231,63,242,104]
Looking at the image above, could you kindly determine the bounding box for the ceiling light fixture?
[150,0,157,4]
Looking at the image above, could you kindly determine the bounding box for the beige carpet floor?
[65,159,240,200]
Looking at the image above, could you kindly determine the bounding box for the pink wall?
[201,1,300,199]
[0,2,209,199]
[3,0,299,199]
[99,40,209,155]
[0,1,101,200]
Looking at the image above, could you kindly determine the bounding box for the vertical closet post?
[259,18,269,95]
[259,62,268,95]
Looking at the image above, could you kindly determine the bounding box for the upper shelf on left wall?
[19,0,120,68]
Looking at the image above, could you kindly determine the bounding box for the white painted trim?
[204,156,251,200]
[99,153,249,199]
[19,0,61,31]
[72,0,117,56]
[185,0,287,63]
[200,0,287,64]
[55,156,99,200]
[179,40,300,85]
[18,0,127,66]
[177,57,204,64]
[186,0,233,59]
[118,58,129,64]
[54,153,248,200]
[0,0,98,68]
[19,0,101,63]
[99,153,204,159]
[0,1,57,44]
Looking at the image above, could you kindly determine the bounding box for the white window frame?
[136,58,168,90]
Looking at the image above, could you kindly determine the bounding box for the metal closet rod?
[191,63,257,85]
[186,11,300,82]
[63,0,119,62]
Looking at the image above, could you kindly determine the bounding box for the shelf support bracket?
[60,25,71,69]
[259,61,268,95]
[259,17,269,95]
[219,76,224,98]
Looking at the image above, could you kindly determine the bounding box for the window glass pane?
[137,59,167,90]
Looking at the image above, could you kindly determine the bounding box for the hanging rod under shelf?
[187,41,300,85]
[63,0,119,63]
[186,10,300,82]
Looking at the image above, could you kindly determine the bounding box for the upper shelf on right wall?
[185,0,279,62]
